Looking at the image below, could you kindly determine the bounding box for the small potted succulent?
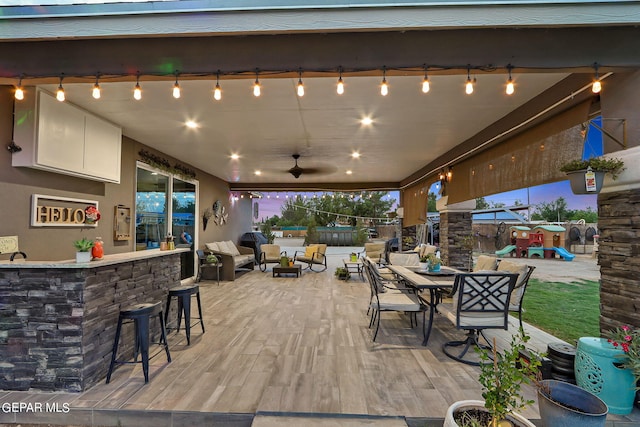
[73,237,94,263]
[419,255,429,271]
[560,157,624,194]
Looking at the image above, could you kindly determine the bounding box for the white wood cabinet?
[12,89,122,183]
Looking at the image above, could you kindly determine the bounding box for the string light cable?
[7,63,611,102]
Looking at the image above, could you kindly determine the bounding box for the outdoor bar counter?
[0,248,189,392]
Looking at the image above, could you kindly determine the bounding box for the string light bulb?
[172,72,181,99]
[421,66,430,93]
[297,69,305,97]
[465,67,475,95]
[592,63,602,94]
[253,70,261,97]
[212,70,222,101]
[92,74,101,99]
[133,73,142,100]
[380,67,389,96]
[14,76,24,101]
[506,65,515,95]
[337,67,345,95]
[56,76,65,102]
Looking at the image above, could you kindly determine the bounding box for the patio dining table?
[387,264,459,345]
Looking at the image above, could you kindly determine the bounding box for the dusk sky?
[253,179,597,220]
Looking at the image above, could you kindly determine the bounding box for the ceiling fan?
[287,154,334,178]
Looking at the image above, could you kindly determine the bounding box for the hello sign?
[31,194,99,227]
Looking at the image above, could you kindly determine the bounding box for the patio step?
[251,412,408,427]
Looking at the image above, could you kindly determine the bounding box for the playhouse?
[533,225,566,258]
[497,224,574,260]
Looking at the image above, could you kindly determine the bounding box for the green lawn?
[521,279,600,345]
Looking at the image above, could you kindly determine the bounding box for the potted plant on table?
[419,255,429,271]
[73,237,94,263]
[444,332,541,427]
[560,156,624,194]
[426,253,441,272]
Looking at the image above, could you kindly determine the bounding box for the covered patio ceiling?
[38,71,571,190]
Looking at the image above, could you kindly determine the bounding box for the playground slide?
[495,245,517,256]
[553,247,576,261]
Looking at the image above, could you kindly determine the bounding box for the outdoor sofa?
[204,240,255,281]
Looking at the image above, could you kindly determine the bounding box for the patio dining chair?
[363,257,427,342]
[439,272,518,365]
[294,243,327,271]
[258,243,286,272]
[362,242,386,264]
[388,251,420,267]
[495,259,536,330]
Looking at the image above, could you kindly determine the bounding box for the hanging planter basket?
[566,169,606,195]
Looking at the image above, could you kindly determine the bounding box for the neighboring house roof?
[472,207,529,224]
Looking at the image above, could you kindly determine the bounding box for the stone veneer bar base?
[0,250,184,392]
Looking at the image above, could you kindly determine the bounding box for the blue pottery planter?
[575,337,635,414]
[537,379,607,427]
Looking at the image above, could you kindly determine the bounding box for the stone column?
[437,197,476,271]
[597,146,640,332]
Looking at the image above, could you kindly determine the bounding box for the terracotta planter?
[566,170,605,194]
[444,400,535,427]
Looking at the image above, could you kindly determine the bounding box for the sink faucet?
[9,251,27,261]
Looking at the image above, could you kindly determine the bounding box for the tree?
[278,195,310,226]
[260,222,276,243]
[427,192,438,212]
[531,197,573,222]
[305,218,319,244]
[569,207,598,223]
[476,197,490,210]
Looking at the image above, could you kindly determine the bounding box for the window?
[135,163,198,278]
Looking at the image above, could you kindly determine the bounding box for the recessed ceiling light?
[361,117,373,126]
[185,120,198,129]
[351,152,360,158]
[254,170,261,175]
[346,170,353,175]
[230,153,240,160]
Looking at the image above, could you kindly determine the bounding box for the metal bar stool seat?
[106,302,171,384]
[164,284,205,345]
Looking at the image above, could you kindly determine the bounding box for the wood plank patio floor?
[1,252,637,427]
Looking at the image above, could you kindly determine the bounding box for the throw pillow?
[305,245,318,258]
[474,255,498,272]
[206,242,219,252]
[496,260,528,305]
[226,240,241,256]
[216,241,232,254]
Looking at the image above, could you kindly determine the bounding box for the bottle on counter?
[92,237,104,260]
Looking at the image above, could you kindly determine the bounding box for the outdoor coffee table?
[343,258,364,280]
[273,264,302,278]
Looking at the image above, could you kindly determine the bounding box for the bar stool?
[164,284,205,345]
[106,302,171,384]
